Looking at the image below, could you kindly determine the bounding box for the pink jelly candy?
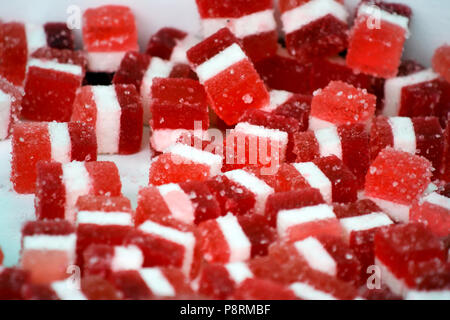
[310,81,376,130]
[82,5,138,72]
[11,122,97,194]
[432,44,450,83]
[374,223,447,297]
[0,77,22,140]
[197,213,252,264]
[370,116,444,172]
[21,55,84,122]
[410,192,450,238]
[150,78,209,152]
[195,0,278,62]
[135,181,221,226]
[279,0,349,62]
[71,84,143,154]
[346,1,412,78]
[293,124,370,186]
[35,161,122,222]
[149,143,223,185]
[198,262,254,299]
[21,220,76,284]
[365,148,433,222]
[187,28,269,125]
[83,244,144,278]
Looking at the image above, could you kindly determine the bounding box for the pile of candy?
[0,0,449,300]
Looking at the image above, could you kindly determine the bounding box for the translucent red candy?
[279,0,349,62]
[432,44,450,83]
[365,148,432,205]
[76,195,132,213]
[410,192,450,238]
[346,1,411,78]
[374,223,446,295]
[0,76,22,140]
[441,121,450,182]
[21,220,75,284]
[310,81,376,129]
[0,22,27,86]
[11,122,97,194]
[146,27,187,60]
[0,268,30,300]
[187,28,269,125]
[81,275,122,300]
[43,22,74,50]
[237,214,276,257]
[254,54,312,94]
[233,278,296,300]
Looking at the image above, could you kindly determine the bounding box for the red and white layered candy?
[195,0,278,62]
[198,213,252,264]
[11,121,97,194]
[187,28,269,125]
[260,90,295,113]
[111,267,192,299]
[50,278,87,300]
[0,77,22,140]
[383,69,441,117]
[277,204,341,242]
[410,192,450,238]
[135,182,221,226]
[21,220,76,284]
[149,143,223,186]
[279,0,349,61]
[83,244,144,277]
[223,170,274,215]
[293,237,337,276]
[290,162,333,203]
[198,262,254,299]
[226,122,289,171]
[71,84,143,154]
[35,161,122,222]
[131,220,196,276]
[82,5,138,72]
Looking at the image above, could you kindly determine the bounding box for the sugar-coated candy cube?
[150,78,209,152]
[20,220,76,284]
[135,181,221,226]
[197,213,251,264]
[279,0,349,62]
[291,237,338,276]
[76,195,132,213]
[83,244,143,278]
[21,57,84,122]
[233,278,297,300]
[195,0,278,62]
[112,51,185,123]
[43,22,74,50]
[383,69,441,117]
[346,1,411,78]
[35,161,121,222]
[225,122,288,172]
[370,116,444,171]
[310,81,376,130]
[374,223,447,297]
[293,124,370,186]
[432,44,450,83]
[0,77,22,140]
[237,214,276,257]
[365,148,433,222]
[254,53,312,95]
[410,192,450,238]
[0,268,30,299]
[11,121,97,194]
[265,188,325,226]
[187,28,269,125]
[0,22,29,85]
[76,208,134,270]
[277,204,342,243]
[111,267,193,300]
[126,220,196,277]
[310,56,375,93]
[72,84,143,154]
[149,143,223,185]
[82,5,138,72]
[198,262,254,299]
[80,275,122,300]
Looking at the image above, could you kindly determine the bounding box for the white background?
[0,0,449,266]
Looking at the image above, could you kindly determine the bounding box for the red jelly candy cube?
[0,22,27,86]
[44,22,74,50]
[432,44,450,83]
[0,76,22,140]
[0,268,30,300]
[187,28,269,125]
[81,275,122,300]
[146,27,187,60]
[410,192,450,238]
[233,278,296,300]
[237,214,276,257]
[76,195,132,213]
